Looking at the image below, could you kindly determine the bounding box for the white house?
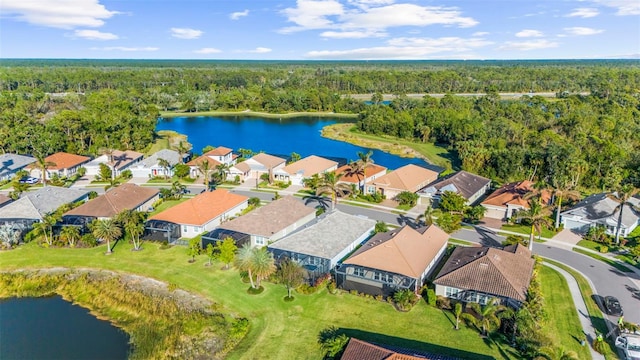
[561,193,640,237]
[130,149,181,178]
[0,153,36,181]
[228,153,287,183]
[273,155,338,186]
[418,171,491,206]
[85,150,144,177]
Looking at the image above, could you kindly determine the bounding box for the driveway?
[552,228,584,246]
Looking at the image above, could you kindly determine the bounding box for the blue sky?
[1,0,638,60]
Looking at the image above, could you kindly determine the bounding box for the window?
[373,272,392,283]
[182,225,188,232]
[353,268,365,277]
[445,287,460,298]
[255,236,265,245]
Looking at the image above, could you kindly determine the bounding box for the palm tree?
[196,159,213,191]
[35,154,56,187]
[453,302,463,330]
[157,158,172,180]
[235,244,257,289]
[252,247,276,288]
[126,221,145,251]
[460,300,506,336]
[344,160,364,193]
[357,150,374,194]
[92,218,122,254]
[316,172,352,209]
[214,163,231,184]
[60,225,81,247]
[33,213,60,246]
[416,205,434,226]
[516,199,552,251]
[534,346,580,360]
[550,176,581,230]
[609,184,639,244]
[174,141,191,164]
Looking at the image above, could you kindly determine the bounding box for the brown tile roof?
[108,150,144,170]
[341,338,458,360]
[424,171,491,200]
[233,161,251,173]
[481,180,550,208]
[344,225,449,278]
[44,152,91,170]
[64,184,159,218]
[251,153,286,169]
[282,155,337,177]
[187,155,221,167]
[149,189,248,226]
[0,194,12,207]
[217,196,315,237]
[433,244,534,302]
[335,163,387,184]
[372,164,439,192]
[204,146,232,156]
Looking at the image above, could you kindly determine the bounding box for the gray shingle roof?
[421,171,490,200]
[0,186,89,220]
[0,153,36,178]
[561,192,640,229]
[139,149,180,168]
[268,210,375,260]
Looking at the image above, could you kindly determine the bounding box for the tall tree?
[609,184,639,244]
[33,213,60,246]
[92,218,122,254]
[252,247,276,288]
[516,199,552,251]
[34,154,56,187]
[277,258,306,299]
[550,177,581,230]
[417,206,434,226]
[356,150,374,194]
[316,172,351,209]
[157,158,172,180]
[125,221,145,251]
[235,244,257,289]
[174,141,191,164]
[196,159,213,191]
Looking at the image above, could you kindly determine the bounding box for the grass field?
[0,242,521,360]
[501,223,558,239]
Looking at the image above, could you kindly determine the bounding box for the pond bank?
[160,109,358,119]
[0,268,246,360]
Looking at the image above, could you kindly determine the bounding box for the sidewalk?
[544,262,606,360]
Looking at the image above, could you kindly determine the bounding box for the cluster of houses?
[1,146,639,309]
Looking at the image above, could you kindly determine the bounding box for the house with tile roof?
[0,186,89,232]
[273,155,338,186]
[560,192,640,237]
[227,153,287,183]
[145,189,248,243]
[186,146,236,179]
[130,149,182,178]
[433,244,534,308]
[0,194,12,208]
[418,171,491,206]
[0,153,36,181]
[341,338,459,360]
[268,210,376,282]
[336,224,449,297]
[29,152,91,179]
[62,184,159,226]
[370,164,440,200]
[201,196,316,248]
[84,150,144,177]
[335,163,387,193]
[481,180,551,220]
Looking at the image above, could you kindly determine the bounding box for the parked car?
[615,334,640,360]
[19,176,39,184]
[604,296,623,316]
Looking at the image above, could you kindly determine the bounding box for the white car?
[19,177,39,184]
[616,334,640,360]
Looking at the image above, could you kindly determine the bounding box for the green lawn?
[572,247,633,273]
[149,198,189,215]
[539,266,592,359]
[0,242,518,360]
[576,240,621,253]
[501,223,557,239]
[448,239,476,246]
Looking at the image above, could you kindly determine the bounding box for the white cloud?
[230,9,249,20]
[194,47,222,54]
[279,0,478,36]
[499,39,558,51]
[566,7,600,18]
[306,36,492,59]
[72,29,118,40]
[170,27,203,39]
[589,0,640,15]
[249,47,272,53]
[320,30,386,38]
[0,0,118,29]
[515,29,543,38]
[563,27,604,36]
[472,31,489,37]
[91,46,159,51]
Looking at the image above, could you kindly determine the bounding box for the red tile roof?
[204,146,232,156]
[43,152,91,170]
[335,163,387,184]
[341,338,458,360]
[187,155,222,167]
[149,189,248,226]
[481,180,551,208]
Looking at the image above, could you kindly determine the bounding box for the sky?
[0,0,639,60]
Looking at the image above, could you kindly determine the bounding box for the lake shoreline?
[160,109,359,119]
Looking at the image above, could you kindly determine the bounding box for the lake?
[157,115,431,170]
[0,296,129,360]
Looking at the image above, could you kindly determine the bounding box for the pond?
[157,115,432,170]
[0,296,129,360]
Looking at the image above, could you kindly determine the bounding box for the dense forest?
[0,60,639,190]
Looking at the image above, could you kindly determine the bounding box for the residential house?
[228,153,287,183]
[146,189,248,243]
[481,180,551,220]
[0,186,89,231]
[433,244,534,308]
[29,152,91,179]
[335,163,387,193]
[201,196,316,248]
[85,150,144,177]
[0,153,36,181]
[0,194,12,208]
[273,155,338,186]
[560,192,640,237]
[267,210,376,282]
[370,164,440,200]
[62,184,159,227]
[186,146,236,179]
[130,149,181,178]
[341,338,459,360]
[336,224,449,297]
[418,170,491,206]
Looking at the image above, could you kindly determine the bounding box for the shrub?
[393,289,418,311]
[599,245,608,253]
[81,233,98,247]
[436,295,452,310]
[396,191,419,207]
[327,280,337,294]
[248,197,261,207]
[296,284,316,295]
[426,289,437,307]
[592,335,607,354]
